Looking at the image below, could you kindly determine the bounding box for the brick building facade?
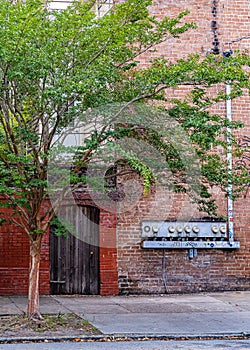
[0,0,249,295]
[116,0,250,294]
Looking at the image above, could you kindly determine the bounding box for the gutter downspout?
[226,83,234,244]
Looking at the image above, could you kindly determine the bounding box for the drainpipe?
[226,83,234,244]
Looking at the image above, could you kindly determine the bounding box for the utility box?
[141,221,240,249]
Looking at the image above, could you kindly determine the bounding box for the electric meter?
[184,226,191,233]
[220,225,226,234]
[168,226,175,233]
[212,225,219,233]
[176,226,183,233]
[192,226,200,234]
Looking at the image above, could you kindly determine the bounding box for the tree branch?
[2,193,29,228]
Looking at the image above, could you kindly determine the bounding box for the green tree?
[0,0,249,319]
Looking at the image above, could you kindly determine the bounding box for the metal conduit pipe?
[226,83,234,244]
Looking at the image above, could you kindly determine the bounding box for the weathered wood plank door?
[50,206,100,294]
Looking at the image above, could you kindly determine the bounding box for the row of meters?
[141,221,228,239]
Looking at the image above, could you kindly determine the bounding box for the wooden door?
[50,206,100,294]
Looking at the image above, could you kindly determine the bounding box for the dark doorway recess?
[50,206,100,295]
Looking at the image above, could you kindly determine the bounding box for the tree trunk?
[27,235,43,319]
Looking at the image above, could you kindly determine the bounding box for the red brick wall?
[99,211,119,295]
[117,0,250,294]
[0,206,119,296]
[0,208,50,295]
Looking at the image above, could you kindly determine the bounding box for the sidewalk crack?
[115,303,133,313]
[50,296,74,314]
[9,297,25,315]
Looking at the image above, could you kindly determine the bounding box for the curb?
[1,332,250,344]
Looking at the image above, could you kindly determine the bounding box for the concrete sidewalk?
[1,291,250,337]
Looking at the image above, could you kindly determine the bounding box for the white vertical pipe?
[226,83,234,244]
